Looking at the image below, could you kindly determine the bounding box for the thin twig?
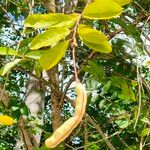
[83,119,89,150]
[71,14,82,82]
[134,57,142,129]
[76,117,123,150]
[85,114,116,150]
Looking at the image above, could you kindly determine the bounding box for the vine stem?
[72,46,79,81]
[134,56,142,130]
[71,1,90,82]
[71,14,82,82]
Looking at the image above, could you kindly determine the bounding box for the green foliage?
[24,50,45,60]
[39,41,69,70]
[30,28,70,50]
[113,0,132,6]
[25,13,77,29]
[83,0,122,19]
[78,24,112,53]
[0,0,150,149]
[0,47,17,56]
[83,60,105,82]
[0,59,22,76]
[140,128,150,137]
[111,76,136,101]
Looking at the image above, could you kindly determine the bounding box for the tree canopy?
[0,0,150,149]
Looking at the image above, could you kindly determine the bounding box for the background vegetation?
[0,0,150,149]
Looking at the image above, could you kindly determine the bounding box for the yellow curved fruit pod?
[0,115,14,126]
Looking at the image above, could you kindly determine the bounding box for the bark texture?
[47,68,63,131]
[25,76,45,144]
[44,0,63,132]
[15,73,45,149]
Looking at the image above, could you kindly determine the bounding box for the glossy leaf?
[25,13,76,29]
[78,24,108,43]
[82,40,112,53]
[99,99,107,109]
[39,41,69,70]
[19,38,33,49]
[78,24,112,53]
[69,13,79,20]
[115,119,130,128]
[0,47,17,56]
[24,50,45,59]
[0,59,22,76]
[141,117,150,124]
[119,81,136,101]
[83,0,122,20]
[86,79,99,91]
[113,0,132,6]
[111,76,136,101]
[101,81,111,95]
[83,60,105,82]
[20,106,29,116]
[30,28,70,50]
[140,128,150,137]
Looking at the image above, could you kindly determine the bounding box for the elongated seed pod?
[74,82,87,117]
[45,116,78,148]
[45,82,87,148]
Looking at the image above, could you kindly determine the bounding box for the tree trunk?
[25,75,45,144]
[43,1,66,149]
[14,75,45,149]
[47,68,63,131]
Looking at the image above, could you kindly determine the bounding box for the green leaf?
[99,99,107,109]
[101,81,111,95]
[30,28,70,50]
[24,50,45,59]
[91,95,99,102]
[115,119,130,128]
[39,41,69,70]
[78,24,112,53]
[34,61,43,78]
[112,18,142,44]
[0,59,22,76]
[69,13,79,20]
[82,40,112,53]
[88,143,101,150]
[141,117,150,125]
[111,76,136,101]
[19,38,33,49]
[140,128,150,137]
[111,76,121,87]
[78,24,108,43]
[20,106,29,116]
[86,79,99,91]
[119,81,136,101]
[113,0,132,6]
[83,0,122,20]
[88,61,105,78]
[0,47,17,56]
[11,106,19,111]
[25,13,77,29]
[83,60,105,82]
